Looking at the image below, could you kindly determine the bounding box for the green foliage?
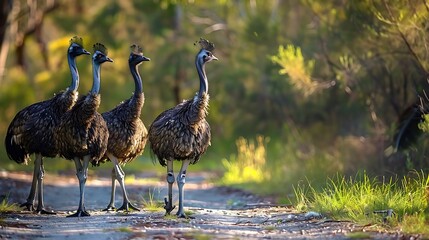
[270,44,316,97]
[418,114,429,133]
[292,171,429,235]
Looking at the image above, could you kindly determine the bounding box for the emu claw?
[20,202,35,211]
[102,205,116,211]
[35,208,56,215]
[164,197,176,215]
[67,210,91,217]
[176,212,188,218]
[117,202,141,212]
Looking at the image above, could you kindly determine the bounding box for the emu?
[102,44,150,212]
[54,43,111,217]
[148,38,218,218]
[4,36,89,214]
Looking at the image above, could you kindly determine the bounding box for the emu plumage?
[4,36,89,214]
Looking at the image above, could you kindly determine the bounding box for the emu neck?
[129,63,142,95]
[91,62,101,94]
[196,59,208,98]
[67,53,79,91]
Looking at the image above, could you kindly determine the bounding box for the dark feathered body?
[393,102,424,151]
[55,93,108,165]
[149,92,211,166]
[5,89,78,164]
[102,93,147,164]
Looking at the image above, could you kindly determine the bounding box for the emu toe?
[20,202,35,211]
[67,209,91,217]
[117,202,140,212]
[102,204,116,211]
[164,197,176,215]
[176,211,187,218]
[35,208,56,215]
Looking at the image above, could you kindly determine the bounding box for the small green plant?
[0,195,20,213]
[140,188,163,212]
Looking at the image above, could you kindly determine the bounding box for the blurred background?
[1,0,429,197]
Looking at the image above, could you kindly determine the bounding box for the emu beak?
[106,57,114,63]
[143,56,151,61]
[211,54,218,61]
[83,50,91,55]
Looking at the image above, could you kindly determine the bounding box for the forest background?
[1,0,429,197]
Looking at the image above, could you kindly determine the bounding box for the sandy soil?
[0,169,409,239]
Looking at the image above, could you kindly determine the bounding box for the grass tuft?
[292,171,429,235]
[0,195,20,213]
[140,188,164,212]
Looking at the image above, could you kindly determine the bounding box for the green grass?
[140,188,164,212]
[0,195,20,213]
[292,171,429,236]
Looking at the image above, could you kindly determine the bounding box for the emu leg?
[67,157,90,217]
[35,157,55,214]
[176,159,190,218]
[108,155,140,212]
[102,168,117,211]
[164,160,175,215]
[20,154,40,211]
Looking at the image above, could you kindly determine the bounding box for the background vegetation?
[1,0,429,229]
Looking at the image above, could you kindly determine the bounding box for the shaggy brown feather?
[149,92,211,166]
[5,90,78,164]
[102,93,148,164]
[55,93,108,166]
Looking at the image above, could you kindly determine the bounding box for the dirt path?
[0,170,405,239]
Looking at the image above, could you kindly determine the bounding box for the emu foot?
[102,204,116,211]
[67,209,91,217]
[164,197,176,215]
[20,202,35,211]
[117,202,140,212]
[176,211,187,219]
[35,208,56,215]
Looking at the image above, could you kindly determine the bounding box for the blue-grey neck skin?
[91,60,101,94]
[67,50,79,91]
[196,50,208,98]
[129,62,142,95]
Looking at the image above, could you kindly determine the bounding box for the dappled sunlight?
[221,136,269,185]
